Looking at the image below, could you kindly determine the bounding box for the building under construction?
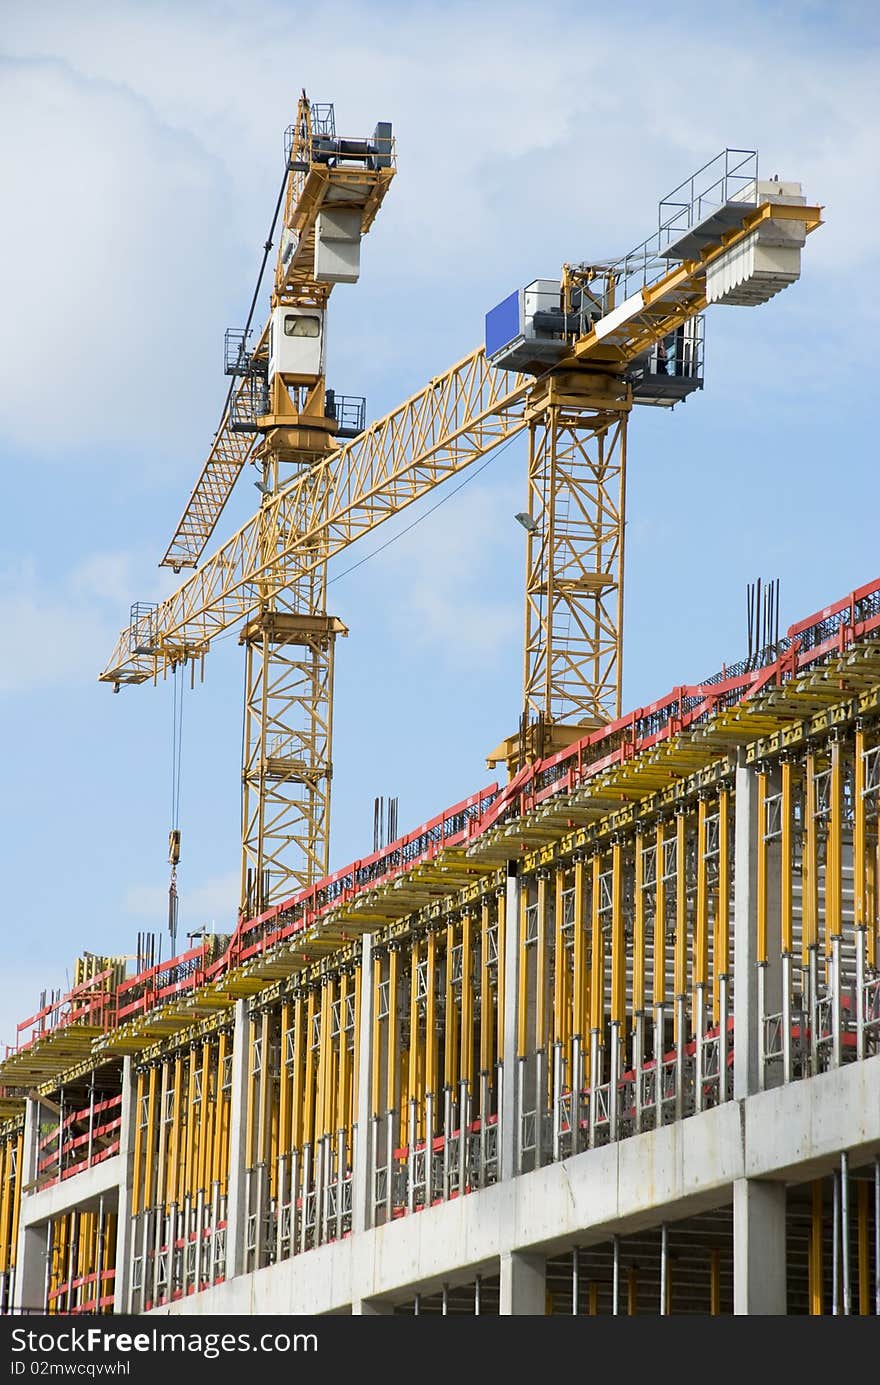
[1,100,878,1318]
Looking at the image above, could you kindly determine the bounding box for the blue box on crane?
[485,289,521,361]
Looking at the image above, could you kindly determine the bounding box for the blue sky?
[1,0,878,1047]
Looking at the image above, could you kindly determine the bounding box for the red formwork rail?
[12,574,880,1053]
[10,968,118,1057]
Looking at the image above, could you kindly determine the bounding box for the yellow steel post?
[370,961,382,1126]
[216,1030,229,1191]
[709,1248,721,1315]
[781,762,794,955]
[169,1055,183,1208]
[695,801,708,994]
[627,1265,638,1315]
[573,858,588,1043]
[495,889,505,1065]
[131,1069,145,1218]
[198,1040,211,1199]
[517,887,529,1060]
[338,973,350,1145]
[279,1001,291,1161]
[674,812,688,1018]
[828,740,843,948]
[10,1132,22,1273]
[316,985,330,1144]
[856,1177,869,1315]
[715,789,730,1026]
[303,990,317,1149]
[633,834,645,1023]
[143,1065,158,1213]
[480,901,493,1079]
[290,996,305,1157]
[654,822,666,1009]
[184,1050,197,1202]
[590,855,604,1035]
[426,932,438,1109]
[155,1061,170,1212]
[809,1179,823,1315]
[409,944,420,1144]
[351,964,362,1142]
[611,842,625,1027]
[854,727,870,963]
[802,753,818,960]
[535,874,548,1060]
[461,913,474,1100]
[587,1281,598,1315]
[387,948,399,1118]
[0,1140,8,1280]
[553,868,565,1050]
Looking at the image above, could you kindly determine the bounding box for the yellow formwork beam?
[809,1179,823,1315]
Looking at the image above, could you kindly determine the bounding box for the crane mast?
[101,129,821,920]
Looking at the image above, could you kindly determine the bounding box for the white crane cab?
[268,305,326,382]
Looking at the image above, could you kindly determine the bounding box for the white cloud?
[371,468,524,668]
[0,551,141,692]
[2,1,878,471]
[122,868,239,939]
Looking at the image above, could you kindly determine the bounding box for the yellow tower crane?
[100,110,821,920]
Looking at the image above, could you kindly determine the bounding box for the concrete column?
[734,755,760,1100]
[500,1249,546,1315]
[12,1223,48,1314]
[224,999,251,1279]
[352,934,375,1235]
[500,862,520,1182]
[113,1057,137,1311]
[733,1177,787,1314]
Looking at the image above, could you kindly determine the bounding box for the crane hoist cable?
[168,663,185,952]
[216,165,290,429]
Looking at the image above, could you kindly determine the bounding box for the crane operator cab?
[268,305,326,383]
